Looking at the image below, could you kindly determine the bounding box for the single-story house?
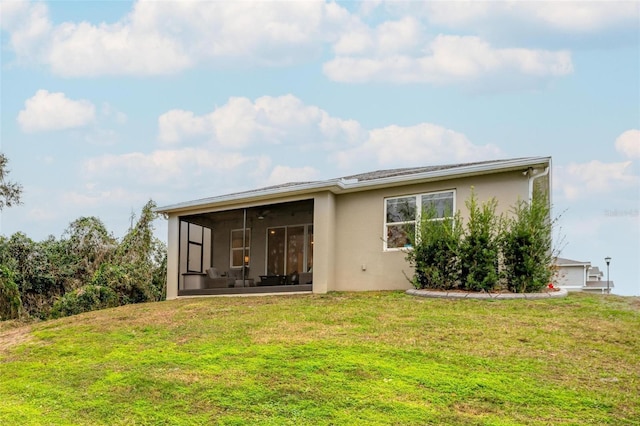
[156,156,551,299]
[554,258,614,294]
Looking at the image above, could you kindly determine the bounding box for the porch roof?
[585,280,614,289]
[156,156,551,214]
[555,257,591,267]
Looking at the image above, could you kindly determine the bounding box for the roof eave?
[156,156,551,214]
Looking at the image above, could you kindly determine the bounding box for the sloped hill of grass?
[1,292,638,425]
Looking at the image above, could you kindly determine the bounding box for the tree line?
[0,201,167,320]
[0,154,167,320]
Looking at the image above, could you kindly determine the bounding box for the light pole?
[605,256,611,295]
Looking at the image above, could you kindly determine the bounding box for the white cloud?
[17,90,96,133]
[2,0,353,76]
[91,95,500,203]
[265,166,319,186]
[79,147,282,206]
[334,123,502,169]
[158,110,208,145]
[101,103,127,125]
[0,0,51,62]
[27,207,57,222]
[48,20,192,77]
[615,129,640,159]
[555,160,638,201]
[82,148,251,187]
[333,16,423,56]
[526,2,637,32]
[1,0,635,87]
[61,187,142,208]
[83,128,120,147]
[324,35,573,84]
[387,1,639,34]
[157,95,365,148]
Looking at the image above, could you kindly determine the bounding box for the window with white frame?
[384,190,455,250]
[230,228,250,269]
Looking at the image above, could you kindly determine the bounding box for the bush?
[459,191,500,292]
[500,191,554,293]
[406,208,462,290]
[407,188,556,293]
[0,265,22,320]
[50,285,118,318]
[0,200,165,320]
[92,262,154,305]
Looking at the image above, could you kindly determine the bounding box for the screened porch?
[177,200,314,296]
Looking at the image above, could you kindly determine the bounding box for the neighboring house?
[585,266,614,294]
[156,156,551,299]
[555,257,591,291]
[554,259,614,294]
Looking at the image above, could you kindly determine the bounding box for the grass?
[1,292,638,425]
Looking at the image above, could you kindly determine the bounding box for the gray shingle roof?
[340,160,504,182]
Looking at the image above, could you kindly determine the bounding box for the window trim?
[383,189,456,252]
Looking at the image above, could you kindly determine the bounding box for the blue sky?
[1,0,638,295]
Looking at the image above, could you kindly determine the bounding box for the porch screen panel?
[306,225,313,273]
[267,228,286,275]
[187,223,204,272]
[231,229,250,268]
[286,226,305,275]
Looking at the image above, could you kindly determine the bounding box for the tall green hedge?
[406,208,462,290]
[500,192,554,293]
[407,189,555,293]
[460,191,500,292]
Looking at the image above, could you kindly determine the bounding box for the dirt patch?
[0,326,33,354]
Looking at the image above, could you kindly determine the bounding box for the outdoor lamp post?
[605,256,611,295]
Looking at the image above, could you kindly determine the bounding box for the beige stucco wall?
[166,215,180,300]
[312,192,336,294]
[329,170,532,292]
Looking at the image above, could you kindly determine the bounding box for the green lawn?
[1,292,638,425]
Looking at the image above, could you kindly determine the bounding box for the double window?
[384,190,455,250]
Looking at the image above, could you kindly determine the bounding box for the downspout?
[527,165,553,271]
[528,166,550,202]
